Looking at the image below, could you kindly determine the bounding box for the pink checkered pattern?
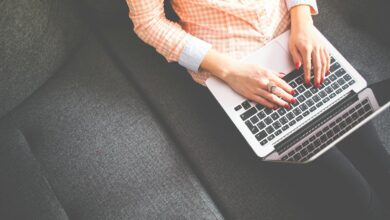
[127,0,316,85]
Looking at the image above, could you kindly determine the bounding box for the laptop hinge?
[274,91,359,155]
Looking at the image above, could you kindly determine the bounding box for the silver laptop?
[206,29,390,163]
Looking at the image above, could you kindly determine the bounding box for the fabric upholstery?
[79,0,390,218]
[0,127,68,220]
[0,35,222,219]
[0,0,86,119]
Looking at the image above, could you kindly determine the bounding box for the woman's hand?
[289,5,330,88]
[222,62,296,109]
[200,49,296,109]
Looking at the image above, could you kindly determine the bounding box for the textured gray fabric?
[0,127,68,220]
[85,0,390,218]
[314,0,390,152]
[0,0,86,119]
[0,35,223,219]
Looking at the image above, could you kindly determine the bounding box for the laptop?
[205,28,390,163]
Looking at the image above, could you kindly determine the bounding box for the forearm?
[290,5,313,33]
[199,48,238,81]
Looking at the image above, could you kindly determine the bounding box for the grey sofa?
[0,0,389,219]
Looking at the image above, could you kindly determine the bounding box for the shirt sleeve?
[126,0,211,72]
[285,0,319,15]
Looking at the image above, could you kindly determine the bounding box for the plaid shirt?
[127,0,318,85]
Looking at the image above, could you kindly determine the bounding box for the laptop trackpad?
[241,40,294,75]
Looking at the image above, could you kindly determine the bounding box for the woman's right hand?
[222,61,296,109]
[200,49,296,109]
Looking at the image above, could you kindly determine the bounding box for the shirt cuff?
[178,36,212,72]
[286,0,318,15]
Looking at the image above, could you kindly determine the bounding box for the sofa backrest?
[0,0,87,119]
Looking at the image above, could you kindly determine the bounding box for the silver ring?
[267,81,277,94]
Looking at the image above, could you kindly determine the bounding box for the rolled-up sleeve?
[285,0,319,15]
[126,0,211,72]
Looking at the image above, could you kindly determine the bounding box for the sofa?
[0,0,389,219]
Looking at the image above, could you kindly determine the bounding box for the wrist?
[200,49,237,81]
[290,5,313,32]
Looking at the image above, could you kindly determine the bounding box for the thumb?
[290,47,302,70]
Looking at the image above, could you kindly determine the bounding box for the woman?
[126,0,390,219]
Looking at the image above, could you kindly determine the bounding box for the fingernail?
[273,106,278,110]
[290,90,295,95]
[315,82,320,88]
[321,78,324,84]
[295,62,301,70]
[284,104,290,109]
[291,98,297,104]
[306,80,311,86]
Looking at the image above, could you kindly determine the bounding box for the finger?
[320,48,328,83]
[300,47,312,85]
[312,48,322,88]
[269,73,295,95]
[290,46,302,70]
[271,86,296,105]
[323,48,330,76]
[256,88,290,108]
[250,94,276,109]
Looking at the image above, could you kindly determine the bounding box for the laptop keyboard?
[235,56,356,146]
[281,98,374,162]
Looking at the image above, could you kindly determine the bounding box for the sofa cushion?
[0,0,87,119]
[0,35,222,219]
[0,127,68,220]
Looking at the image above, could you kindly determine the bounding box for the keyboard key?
[316,131,323,137]
[299,103,308,111]
[335,68,346,77]
[318,91,326,98]
[316,101,323,108]
[260,139,268,145]
[320,135,327,143]
[310,87,319,94]
[272,121,281,129]
[296,115,303,121]
[296,76,304,84]
[297,95,306,102]
[257,111,266,119]
[282,125,289,131]
[329,93,336,99]
[286,112,295,120]
[264,117,273,125]
[335,88,342,94]
[255,104,264,111]
[289,120,296,126]
[330,56,336,64]
[250,115,259,124]
[331,82,340,89]
[279,116,288,125]
[282,155,288,160]
[293,108,302,116]
[309,136,315,142]
[324,78,331,85]
[314,139,321,147]
[323,97,330,103]
[303,111,310,117]
[245,120,259,134]
[348,80,355,85]
[343,74,352,81]
[364,104,371,112]
[362,99,369,105]
[303,91,313,98]
[309,106,317,112]
[325,87,333,94]
[271,112,280,120]
[337,78,346,86]
[266,126,274,134]
[267,134,275,141]
[294,154,301,161]
[277,108,286,116]
[288,150,296,157]
[289,81,298,88]
[297,85,305,93]
[240,107,257,121]
[342,84,349,90]
[255,130,267,141]
[330,121,336,127]
[326,130,334,138]
[306,99,314,107]
[329,62,340,72]
[275,130,282,136]
[308,144,315,152]
[234,105,242,111]
[257,121,266,130]
[329,74,337,81]
[242,101,251,110]
[312,95,320,102]
[264,108,273,115]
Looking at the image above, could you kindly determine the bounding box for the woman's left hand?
[288,5,330,88]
